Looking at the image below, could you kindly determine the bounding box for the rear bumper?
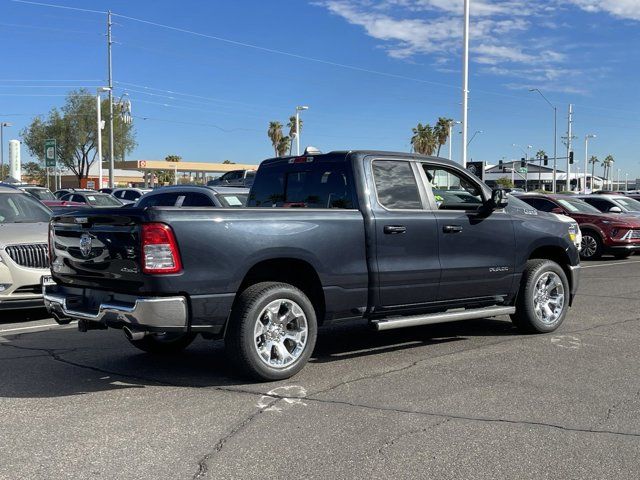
[43,284,188,332]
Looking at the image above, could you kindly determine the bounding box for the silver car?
[0,184,52,310]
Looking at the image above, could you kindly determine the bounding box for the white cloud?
[567,0,640,21]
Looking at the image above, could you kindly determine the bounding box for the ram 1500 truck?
[44,151,580,380]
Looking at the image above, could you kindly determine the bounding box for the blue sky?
[1,0,639,179]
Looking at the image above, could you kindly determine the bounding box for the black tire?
[225,282,318,381]
[126,332,197,354]
[580,230,603,260]
[511,259,570,334]
[614,252,633,260]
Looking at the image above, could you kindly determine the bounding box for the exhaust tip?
[123,326,147,341]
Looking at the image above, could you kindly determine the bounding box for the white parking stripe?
[0,322,76,335]
[582,260,640,269]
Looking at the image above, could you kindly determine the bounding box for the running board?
[372,306,516,331]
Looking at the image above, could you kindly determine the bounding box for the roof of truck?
[260,150,459,168]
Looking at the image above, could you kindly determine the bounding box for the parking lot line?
[582,260,640,269]
[0,322,76,335]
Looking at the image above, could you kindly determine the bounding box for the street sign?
[44,139,56,167]
[518,167,528,173]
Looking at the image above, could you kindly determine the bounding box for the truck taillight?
[141,223,182,274]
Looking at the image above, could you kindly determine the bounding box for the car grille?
[5,244,49,269]
[629,230,640,240]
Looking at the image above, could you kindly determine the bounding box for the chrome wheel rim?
[581,235,598,258]
[253,299,308,369]
[533,272,565,325]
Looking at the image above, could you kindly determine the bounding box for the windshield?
[24,188,56,201]
[217,193,248,207]
[613,196,640,211]
[0,193,51,223]
[85,194,122,207]
[557,198,601,213]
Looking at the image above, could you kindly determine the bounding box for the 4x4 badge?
[79,233,93,258]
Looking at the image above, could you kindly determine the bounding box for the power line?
[11,0,107,15]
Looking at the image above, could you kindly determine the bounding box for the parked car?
[577,194,640,216]
[45,150,580,380]
[111,187,153,205]
[135,185,249,208]
[515,193,640,259]
[54,188,96,199]
[207,169,256,187]
[507,194,582,251]
[19,185,85,210]
[59,192,123,208]
[98,188,114,194]
[0,184,52,310]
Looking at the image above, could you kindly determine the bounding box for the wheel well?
[529,246,573,289]
[236,258,326,323]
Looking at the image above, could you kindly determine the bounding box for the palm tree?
[267,121,283,157]
[604,155,614,189]
[286,116,303,155]
[588,155,599,190]
[277,136,291,157]
[410,123,437,155]
[434,117,453,157]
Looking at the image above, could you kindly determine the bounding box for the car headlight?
[0,284,11,292]
[568,223,579,243]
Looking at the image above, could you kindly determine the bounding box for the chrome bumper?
[43,287,188,330]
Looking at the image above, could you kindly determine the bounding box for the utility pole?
[565,104,573,191]
[107,10,115,188]
[461,0,470,167]
[448,120,460,160]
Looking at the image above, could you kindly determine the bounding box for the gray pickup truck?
[45,151,580,380]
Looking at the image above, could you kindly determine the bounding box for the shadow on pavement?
[0,317,518,399]
[0,308,50,325]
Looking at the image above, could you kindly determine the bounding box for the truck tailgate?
[50,209,148,291]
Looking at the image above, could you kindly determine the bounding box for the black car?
[54,188,96,199]
[136,185,248,208]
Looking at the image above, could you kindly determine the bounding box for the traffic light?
[569,151,574,164]
[520,158,526,168]
[543,155,549,166]
[498,160,503,171]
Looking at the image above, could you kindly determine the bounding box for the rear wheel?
[580,231,603,260]
[511,259,570,334]
[225,282,317,381]
[126,332,196,354]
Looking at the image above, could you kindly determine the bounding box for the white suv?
[0,185,52,311]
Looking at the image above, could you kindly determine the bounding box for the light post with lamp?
[96,87,111,189]
[448,120,461,160]
[529,88,558,192]
[295,106,308,155]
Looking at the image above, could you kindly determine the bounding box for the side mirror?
[551,207,564,214]
[609,206,623,213]
[490,189,508,209]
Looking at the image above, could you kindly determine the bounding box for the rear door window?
[248,161,355,208]
[182,193,214,207]
[372,160,422,210]
[137,192,182,207]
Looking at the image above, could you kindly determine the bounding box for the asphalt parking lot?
[1,258,640,479]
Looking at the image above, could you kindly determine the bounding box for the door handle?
[384,225,407,234]
[443,225,463,233]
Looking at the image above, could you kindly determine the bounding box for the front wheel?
[225,282,317,381]
[580,231,602,260]
[511,259,570,334]
[126,332,197,354]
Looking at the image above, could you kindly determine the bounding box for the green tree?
[165,154,181,162]
[495,176,515,189]
[434,117,453,157]
[23,161,46,185]
[21,89,136,186]
[267,121,283,157]
[535,150,546,160]
[286,115,303,155]
[277,136,291,157]
[602,154,614,187]
[410,123,437,155]
[222,159,236,164]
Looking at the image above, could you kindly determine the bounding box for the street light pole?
[625,173,629,191]
[584,134,596,194]
[529,89,558,193]
[96,87,111,190]
[295,105,309,155]
[461,0,470,167]
[107,10,115,188]
[0,122,12,179]
[467,130,483,147]
[617,169,621,191]
[448,120,461,160]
